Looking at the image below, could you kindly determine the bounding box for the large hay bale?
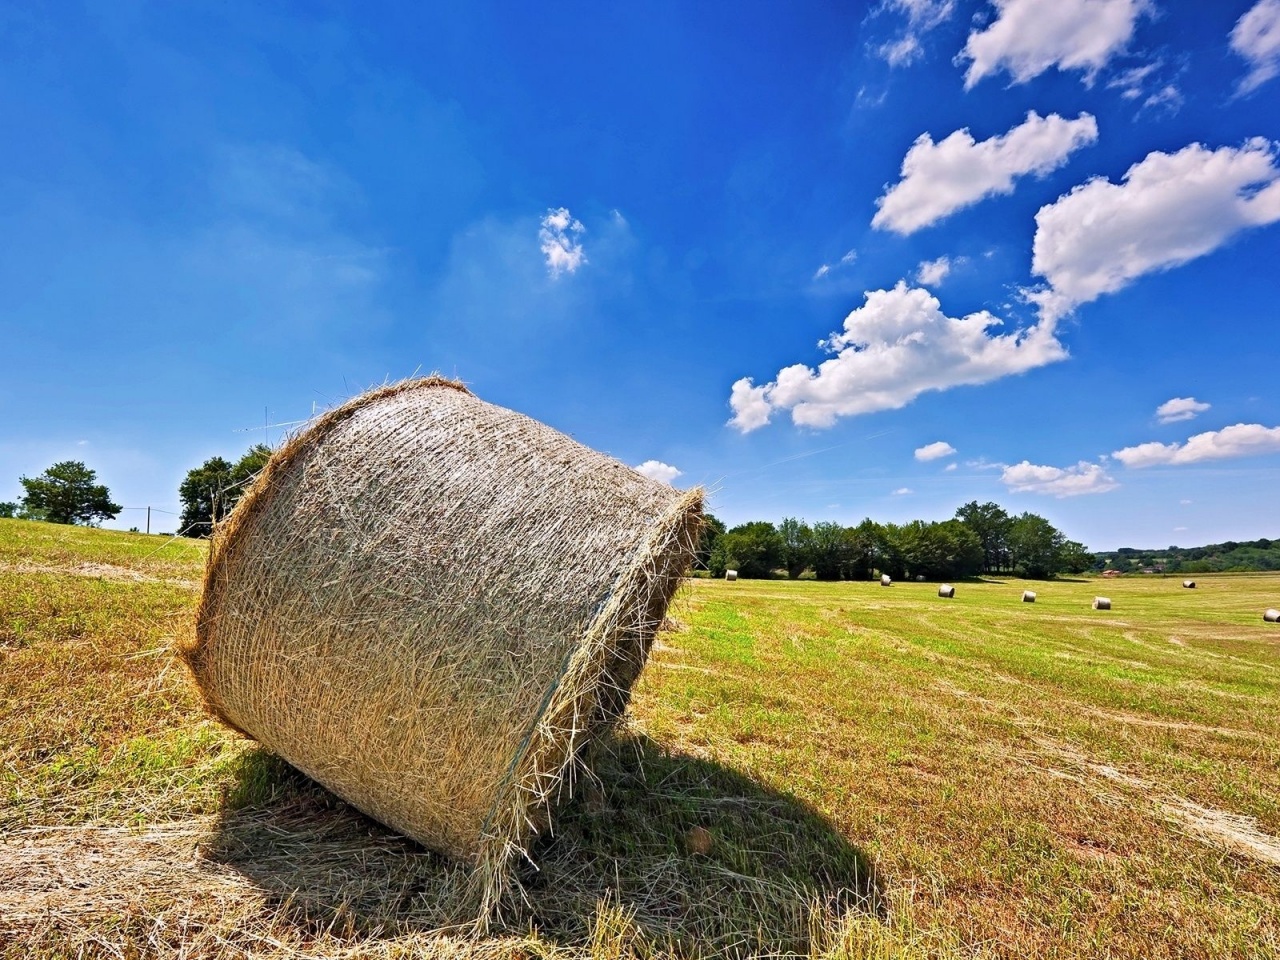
[1092,596,1112,610]
[1183,580,1196,588]
[1022,590,1036,603]
[938,584,955,598]
[725,569,738,581]
[1265,608,1280,623]
[181,377,702,915]
[881,574,892,586]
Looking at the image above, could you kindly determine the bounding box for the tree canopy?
[178,444,272,537]
[19,461,121,525]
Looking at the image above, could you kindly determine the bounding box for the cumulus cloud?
[1112,423,1280,467]
[727,282,1067,432]
[960,0,1152,88]
[915,256,953,286]
[873,112,1098,235]
[633,460,682,485]
[539,207,586,278]
[915,440,957,461]
[1029,139,1280,322]
[1232,0,1280,96]
[878,0,955,67]
[1001,460,1118,497]
[1156,397,1211,424]
[944,462,958,471]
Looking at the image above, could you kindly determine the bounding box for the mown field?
[1,516,1278,958]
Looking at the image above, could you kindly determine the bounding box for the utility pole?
[146,506,151,535]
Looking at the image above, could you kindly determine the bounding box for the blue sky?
[1,0,1278,549]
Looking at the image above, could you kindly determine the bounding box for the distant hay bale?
[180,377,703,918]
[1265,609,1280,623]
[725,569,738,581]
[915,574,925,582]
[1022,590,1036,603]
[938,584,955,598]
[1092,597,1112,610]
[1183,580,1196,588]
[881,574,892,586]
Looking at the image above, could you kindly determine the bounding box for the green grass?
[2,516,1278,958]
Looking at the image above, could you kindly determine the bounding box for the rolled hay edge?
[180,376,704,925]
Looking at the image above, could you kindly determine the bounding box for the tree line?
[0,445,271,536]
[697,501,1093,581]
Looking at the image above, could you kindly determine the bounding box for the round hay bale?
[1092,596,1111,610]
[1265,609,1280,623]
[1183,580,1196,588]
[1022,590,1036,603]
[725,569,738,581]
[938,584,955,598]
[915,574,925,582]
[881,574,892,586]
[180,377,703,916]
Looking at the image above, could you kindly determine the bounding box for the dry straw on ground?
[180,376,703,921]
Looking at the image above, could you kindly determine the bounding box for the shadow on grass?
[206,732,880,956]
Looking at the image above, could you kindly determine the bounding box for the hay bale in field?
[180,376,703,918]
[915,574,925,582]
[938,584,955,598]
[1265,609,1280,623]
[1022,590,1036,603]
[1183,580,1196,588]
[881,574,892,586]
[1092,597,1112,610]
[725,569,738,581]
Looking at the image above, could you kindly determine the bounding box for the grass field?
[2,516,1278,958]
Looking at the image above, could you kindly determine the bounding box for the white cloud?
[878,0,955,67]
[1001,460,1118,497]
[1112,423,1280,467]
[1174,526,1188,532]
[813,249,857,280]
[1232,0,1280,96]
[727,282,1067,432]
[539,207,587,278]
[961,0,1152,88]
[915,256,953,286]
[944,462,958,471]
[1156,397,1211,424]
[1029,139,1280,322]
[915,440,957,461]
[1180,499,1193,505]
[892,487,914,496]
[634,460,682,485]
[728,378,774,431]
[873,112,1098,235]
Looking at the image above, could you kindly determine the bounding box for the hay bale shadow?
[207,733,880,955]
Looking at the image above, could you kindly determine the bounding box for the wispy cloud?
[1001,460,1118,497]
[873,112,1098,235]
[915,256,954,286]
[539,207,587,278]
[1232,0,1280,96]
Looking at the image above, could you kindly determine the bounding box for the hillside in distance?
[1094,537,1280,574]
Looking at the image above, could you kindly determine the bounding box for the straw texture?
[181,377,703,917]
